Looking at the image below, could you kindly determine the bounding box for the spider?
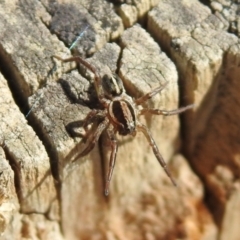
[53,55,193,196]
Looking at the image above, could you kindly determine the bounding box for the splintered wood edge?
[0,146,19,236]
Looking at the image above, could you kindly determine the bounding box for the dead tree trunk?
[0,0,239,239]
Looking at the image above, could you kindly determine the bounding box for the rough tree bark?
[0,0,239,240]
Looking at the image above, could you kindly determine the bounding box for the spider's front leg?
[134,81,194,115]
[137,123,177,186]
[139,104,194,116]
[135,82,168,105]
[74,118,109,161]
[52,55,106,105]
[105,128,118,196]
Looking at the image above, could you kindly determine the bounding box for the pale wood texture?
[148,1,240,240]
[0,0,239,239]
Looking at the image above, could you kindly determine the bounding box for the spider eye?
[102,74,123,97]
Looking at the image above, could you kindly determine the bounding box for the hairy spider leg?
[81,109,107,130]
[139,104,194,116]
[134,82,194,114]
[137,123,177,186]
[135,82,168,105]
[78,109,106,142]
[105,128,118,196]
[52,56,107,106]
[74,118,109,161]
[81,110,98,129]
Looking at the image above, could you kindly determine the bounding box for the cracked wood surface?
[0,0,240,240]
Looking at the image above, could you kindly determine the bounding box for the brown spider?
[53,55,193,196]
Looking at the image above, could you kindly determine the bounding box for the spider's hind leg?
[137,123,177,186]
[105,128,118,196]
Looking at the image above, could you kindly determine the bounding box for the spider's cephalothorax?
[102,74,124,98]
[53,55,194,196]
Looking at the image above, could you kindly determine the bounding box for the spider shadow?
[58,77,100,109]
[65,120,86,140]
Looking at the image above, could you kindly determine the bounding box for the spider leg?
[137,123,177,186]
[53,55,99,78]
[135,82,168,105]
[139,104,194,116]
[81,109,106,142]
[74,118,109,160]
[105,128,118,196]
[66,109,105,140]
[52,55,106,105]
[81,109,105,131]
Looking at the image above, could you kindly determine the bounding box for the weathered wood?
[0,0,72,97]
[0,72,60,238]
[0,135,20,239]
[29,23,211,239]
[148,0,240,239]
[41,0,124,55]
[210,0,240,36]
[0,0,239,239]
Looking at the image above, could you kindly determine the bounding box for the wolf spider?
[53,55,193,196]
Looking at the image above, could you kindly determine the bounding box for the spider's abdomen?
[108,100,136,136]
